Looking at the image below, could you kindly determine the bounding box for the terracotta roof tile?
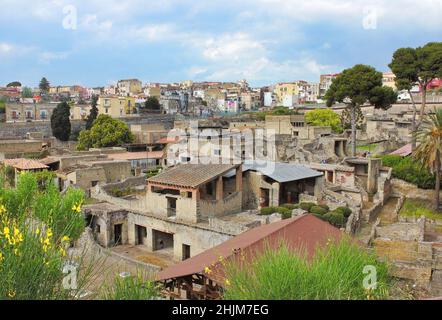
[148,163,238,188]
[3,158,49,170]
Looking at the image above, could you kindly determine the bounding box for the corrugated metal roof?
[157,214,343,282]
[148,163,239,188]
[225,161,323,183]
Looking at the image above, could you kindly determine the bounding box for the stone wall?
[392,178,442,201]
[0,115,174,139]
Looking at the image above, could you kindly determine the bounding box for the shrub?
[324,212,346,228]
[318,204,330,211]
[310,205,328,215]
[275,207,292,219]
[260,207,277,215]
[282,203,299,210]
[0,172,90,300]
[378,155,440,190]
[299,202,316,211]
[223,239,391,300]
[335,207,353,218]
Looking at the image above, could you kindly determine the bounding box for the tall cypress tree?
[51,101,71,141]
[85,95,99,130]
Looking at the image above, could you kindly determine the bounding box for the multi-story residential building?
[5,103,58,122]
[144,86,161,98]
[97,96,137,118]
[240,91,262,111]
[382,72,397,90]
[117,79,143,96]
[319,74,340,97]
[263,91,276,107]
[70,104,92,121]
[305,83,320,103]
[274,81,309,106]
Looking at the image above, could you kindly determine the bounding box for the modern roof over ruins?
[224,160,323,183]
[157,214,343,282]
[147,163,239,188]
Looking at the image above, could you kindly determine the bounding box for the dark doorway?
[135,225,147,245]
[114,224,123,246]
[152,230,174,251]
[327,171,334,183]
[260,188,270,207]
[182,244,191,261]
[167,197,177,217]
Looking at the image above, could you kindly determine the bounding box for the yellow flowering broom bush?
[0,172,86,300]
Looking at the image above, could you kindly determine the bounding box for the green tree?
[141,97,161,113]
[51,101,71,141]
[389,43,442,150]
[7,81,21,87]
[413,108,442,211]
[39,77,50,94]
[305,109,343,133]
[325,64,397,156]
[77,115,134,150]
[21,86,33,98]
[85,95,99,130]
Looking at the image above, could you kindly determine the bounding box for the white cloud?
[39,51,70,63]
[0,43,14,54]
[185,30,336,83]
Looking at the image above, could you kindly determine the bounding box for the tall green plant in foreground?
[102,273,160,300]
[413,108,442,211]
[223,239,390,300]
[0,172,87,299]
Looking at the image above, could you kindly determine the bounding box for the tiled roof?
[157,214,343,282]
[389,144,412,157]
[147,163,238,188]
[156,137,181,144]
[108,151,164,161]
[3,158,49,170]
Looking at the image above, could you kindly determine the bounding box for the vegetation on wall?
[377,155,439,190]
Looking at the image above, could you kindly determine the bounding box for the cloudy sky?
[0,0,441,87]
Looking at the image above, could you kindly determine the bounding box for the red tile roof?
[157,214,343,283]
[3,158,49,170]
[155,137,180,144]
[389,144,412,157]
[148,163,238,188]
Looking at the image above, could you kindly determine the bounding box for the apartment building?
[97,96,137,118]
[117,79,143,95]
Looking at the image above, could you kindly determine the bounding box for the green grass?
[101,273,160,300]
[223,239,391,300]
[399,198,442,221]
[357,143,379,152]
